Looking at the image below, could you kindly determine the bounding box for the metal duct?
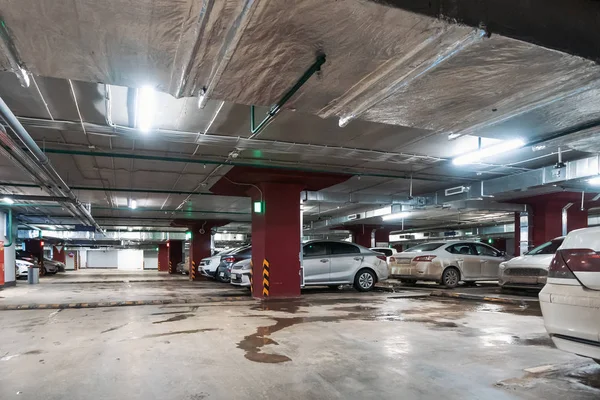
[0,97,102,232]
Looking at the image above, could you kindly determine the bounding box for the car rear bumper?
[540,283,600,359]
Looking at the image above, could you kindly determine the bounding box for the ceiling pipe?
[2,195,71,202]
[0,97,102,232]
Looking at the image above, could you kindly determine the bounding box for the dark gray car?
[215,246,252,283]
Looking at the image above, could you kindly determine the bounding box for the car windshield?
[404,243,445,252]
[527,239,564,255]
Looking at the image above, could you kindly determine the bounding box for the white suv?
[539,226,600,362]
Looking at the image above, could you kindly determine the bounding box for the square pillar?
[25,239,45,276]
[251,182,304,299]
[531,202,588,246]
[189,228,212,281]
[52,245,66,264]
[158,243,169,272]
[167,240,183,274]
[349,225,373,248]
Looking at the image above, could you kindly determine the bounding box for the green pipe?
[250,54,326,136]
[40,148,445,182]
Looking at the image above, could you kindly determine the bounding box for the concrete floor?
[1,280,599,399]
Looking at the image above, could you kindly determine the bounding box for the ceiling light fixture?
[137,85,157,132]
[129,199,137,210]
[588,177,600,186]
[2,197,14,204]
[452,139,525,165]
[382,212,410,221]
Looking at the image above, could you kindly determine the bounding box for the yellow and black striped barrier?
[262,259,270,297]
[190,260,196,280]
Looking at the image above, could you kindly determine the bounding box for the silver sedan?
[389,241,507,288]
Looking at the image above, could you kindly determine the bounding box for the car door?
[474,243,504,279]
[302,242,330,283]
[447,243,482,279]
[329,242,362,283]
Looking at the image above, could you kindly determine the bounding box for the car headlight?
[499,263,506,270]
[242,262,252,271]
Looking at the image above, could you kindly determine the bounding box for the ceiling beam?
[375,0,600,63]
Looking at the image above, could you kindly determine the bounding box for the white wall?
[87,250,119,269]
[143,250,158,270]
[79,250,87,269]
[2,211,16,285]
[118,249,144,270]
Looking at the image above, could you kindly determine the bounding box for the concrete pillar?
[530,202,587,247]
[158,243,169,272]
[250,182,304,299]
[167,240,183,274]
[349,225,373,248]
[374,228,392,247]
[24,239,44,276]
[52,245,66,264]
[187,224,217,281]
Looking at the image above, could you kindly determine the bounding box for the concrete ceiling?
[0,0,599,235]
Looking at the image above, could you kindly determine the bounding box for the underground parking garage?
[2,1,600,398]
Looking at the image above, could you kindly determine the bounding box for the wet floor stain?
[512,335,554,347]
[497,362,600,398]
[251,300,308,314]
[151,311,192,316]
[139,328,220,339]
[23,350,43,355]
[238,315,364,363]
[153,314,194,324]
[101,323,130,334]
[332,305,379,312]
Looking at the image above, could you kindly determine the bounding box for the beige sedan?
[389,241,507,288]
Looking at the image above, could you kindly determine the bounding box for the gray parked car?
[302,240,389,291]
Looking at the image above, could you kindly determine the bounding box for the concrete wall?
[143,250,158,270]
[118,249,144,270]
[1,211,16,286]
[87,250,119,269]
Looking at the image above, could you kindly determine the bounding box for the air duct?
[0,97,103,232]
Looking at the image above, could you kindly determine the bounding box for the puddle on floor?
[153,314,194,324]
[137,328,220,339]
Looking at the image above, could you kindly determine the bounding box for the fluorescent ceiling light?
[137,85,157,132]
[588,177,600,186]
[129,199,137,209]
[2,197,14,204]
[452,139,525,165]
[382,212,410,221]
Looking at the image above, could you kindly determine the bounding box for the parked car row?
[14,251,66,279]
[198,241,389,292]
[384,229,600,364]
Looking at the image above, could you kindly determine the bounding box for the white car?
[370,247,397,264]
[540,227,600,362]
[230,259,251,288]
[199,248,238,278]
[499,236,564,290]
[389,241,507,288]
[16,259,33,279]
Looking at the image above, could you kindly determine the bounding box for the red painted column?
[567,207,588,232]
[531,202,588,246]
[514,212,521,257]
[350,225,372,248]
[188,225,212,281]
[167,240,183,274]
[52,245,66,263]
[24,239,44,276]
[374,228,392,246]
[158,243,169,272]
[250,182,304,299]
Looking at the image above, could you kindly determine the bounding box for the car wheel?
[442,267,460,289]
[354,269,376,292]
